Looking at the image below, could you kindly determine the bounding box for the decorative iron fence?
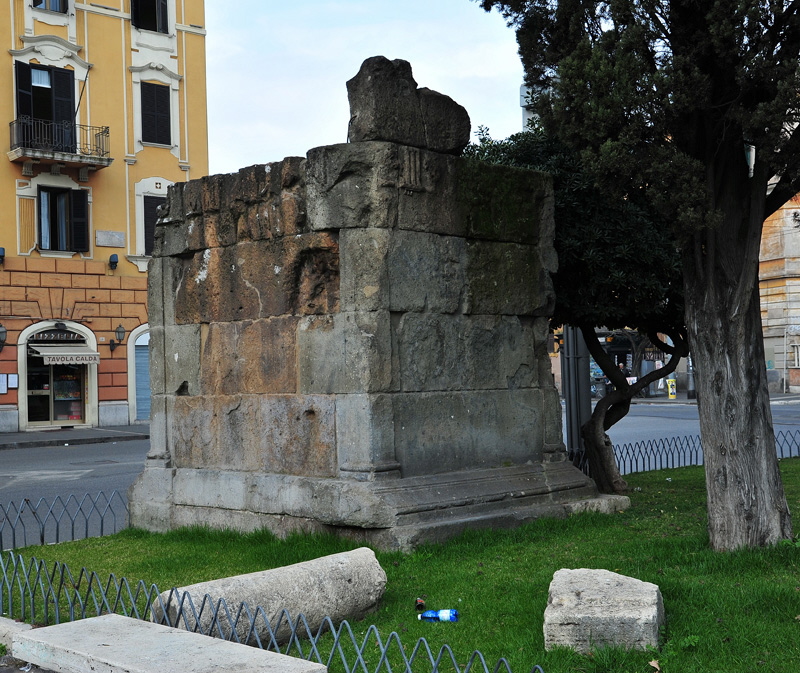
[570,429,800,476]
[9,116,110,157]
[0,552,545,673]
[0,491,128,552]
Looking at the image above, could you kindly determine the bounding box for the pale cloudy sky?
[204,0,524,175]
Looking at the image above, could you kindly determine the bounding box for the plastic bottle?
[417,609,459,622]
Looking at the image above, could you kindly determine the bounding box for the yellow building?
[760,195,800,392]
[0,0,208,431]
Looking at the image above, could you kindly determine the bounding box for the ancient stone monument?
[129,57,627,550]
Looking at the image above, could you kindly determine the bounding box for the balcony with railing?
[8,116,113,169]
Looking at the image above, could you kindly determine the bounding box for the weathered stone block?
[339,228,390,311]
[200,317,299,395]
[298,311,394,394]
[146,395,171,464]
[387,230,465,313]
[465,240,553,316]
[306,142,400,231]
[418,87,471,154]
[173,234,339,324]
[130,59,606,551]
[170,394,337,477]
[393,389,544,476]
[543,569,664,654]
[163,323,201,398]
[335,394,399,479]
[127,466,175,533]
[346,57,426,149]
[346,56,470,155]
[236,159,307,242]
[148,326,166,395]
[395,146,460,236]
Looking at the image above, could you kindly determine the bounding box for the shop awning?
[28,345,101,365]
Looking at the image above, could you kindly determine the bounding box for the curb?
[0,432,149,452]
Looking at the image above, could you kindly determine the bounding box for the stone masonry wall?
[146,145,559,483]
[129,58,619,549]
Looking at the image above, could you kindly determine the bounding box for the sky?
[204,0,524,176]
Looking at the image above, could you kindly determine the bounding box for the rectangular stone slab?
[12,613,325,673]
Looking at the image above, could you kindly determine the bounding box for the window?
[141,82,171,145]
[38,187,89,252]
[131,0,168,34]
[143,195,166,256]
[33,0,68,12]
[15,62,75,153]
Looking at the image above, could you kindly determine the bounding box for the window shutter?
[52,67,76,152]
[141,81,171,145]
[143,195,166,256]
[157,0,168,32]
[15,61,33,118]
[70,189,89,252]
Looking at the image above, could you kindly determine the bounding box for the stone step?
[12,613,325,673]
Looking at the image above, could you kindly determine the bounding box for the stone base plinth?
[130,461,628,551]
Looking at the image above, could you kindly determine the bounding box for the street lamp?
[109,324,126,352]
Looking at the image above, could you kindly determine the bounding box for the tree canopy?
[465,128,683,334]
[476,0,798,549]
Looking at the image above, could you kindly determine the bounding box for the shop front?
[17,322,99,430]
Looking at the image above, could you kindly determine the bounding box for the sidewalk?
[0,423,149,451]
[629,389,800,405]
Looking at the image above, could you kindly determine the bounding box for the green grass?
[7,459,800,673]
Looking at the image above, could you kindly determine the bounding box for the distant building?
[0,0,208,431]
[759,196,800,392]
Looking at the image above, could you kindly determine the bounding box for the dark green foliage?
[464,129,683,334]
[477,0,800,227]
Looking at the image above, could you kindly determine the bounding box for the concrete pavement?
[0,423,148,451]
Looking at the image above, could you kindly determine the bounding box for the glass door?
[26,360,85,424]
[52,364,84,422]
[27,362,51,422]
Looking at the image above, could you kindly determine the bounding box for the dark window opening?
[15,62,76,153]
[33,0,68,13]
[143,195,166,256]
[131,0,168,34]
[141,81,171,145]
[38,187,89,253]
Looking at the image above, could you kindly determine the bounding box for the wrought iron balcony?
[8,116,113,169]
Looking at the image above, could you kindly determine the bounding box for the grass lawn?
[6,459,800,673]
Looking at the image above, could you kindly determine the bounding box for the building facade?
[759,195,800,392]
[0,0,208,431]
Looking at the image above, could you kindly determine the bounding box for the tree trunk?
[580,395,628,494]
[684,278,792,549]
[682,154,793,550]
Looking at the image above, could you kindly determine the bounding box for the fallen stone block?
[543,568,664,653]
[152,547,387,644]
[12,613,324,673]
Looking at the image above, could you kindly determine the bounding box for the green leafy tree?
[466,129,687,493]
[476,0,796,549]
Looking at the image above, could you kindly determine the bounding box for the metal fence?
[0,491,128,552]
[570,429,800,476]
[0,551,545,673]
